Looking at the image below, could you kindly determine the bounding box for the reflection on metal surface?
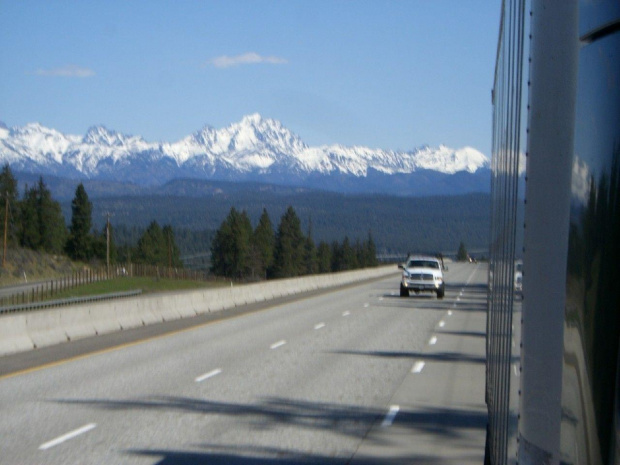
[563,18,620,464]
[578,0,620,39]
[487,1,526,463]
[489,1,620,464]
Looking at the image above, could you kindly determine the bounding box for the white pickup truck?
[398,255,445,299]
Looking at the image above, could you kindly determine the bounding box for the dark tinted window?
[408,260,439,269]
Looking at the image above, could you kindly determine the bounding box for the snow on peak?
[83,126,123,146]
[0,115,490,181]
[240,113,263,125]
[412,145,489,174]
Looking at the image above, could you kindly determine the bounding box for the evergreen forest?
[5,169,492,276]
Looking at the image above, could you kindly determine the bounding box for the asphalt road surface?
[0,262,488,464]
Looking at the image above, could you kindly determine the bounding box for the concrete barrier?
[114,300,145,330]
[0,265,398,356]
[0,313,34,355]
[136,298,164,326]
[61,306,98,341]
[90,306,122,336]
[25,309,68,349]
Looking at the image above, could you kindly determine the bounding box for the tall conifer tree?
[210,207,252,278]
[303,218,318,275]
[0,164,18,247]
[66,183,93,260]
[252,208,275,279]
[135,221,165,265]
[162,225,183,268]
[317,241,332,274]
[272,206,305,278]
[19,177,66,254]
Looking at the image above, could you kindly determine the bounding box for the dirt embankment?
[0,248,81,286]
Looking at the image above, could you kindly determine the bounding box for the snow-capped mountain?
[0,114,490,195]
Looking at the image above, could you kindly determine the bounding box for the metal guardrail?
[0,289,143,315]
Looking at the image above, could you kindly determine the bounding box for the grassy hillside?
[0,247,80,285]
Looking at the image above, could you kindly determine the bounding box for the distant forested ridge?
[14,173,490,258]
[83,187,490,256]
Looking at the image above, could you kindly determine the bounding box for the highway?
[0,262,488,464]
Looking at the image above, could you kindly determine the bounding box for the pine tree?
[303,218,318,275]
[65,183,93,260]
[316,241,332,273]
[135,221,166,265]
[341,236,358,270]
[251,208,275,279]
[0,164,19,247]
[19,178,66,254]
[271,206,305,278]
[457,241,469,261]
[44,198,67,254]
[19,185,40,250]
[210,208,252,278]
[330,240,343,272]
[236,210,253,277]
[162,224,183,268]
[364,231,378,267]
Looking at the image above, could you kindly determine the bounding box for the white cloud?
[208,52,287,69]
[34,65,95,78]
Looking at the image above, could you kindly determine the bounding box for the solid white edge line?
[39,423,97,450]
[270,340,287,349]
[195,368,222,383]
[314,323,326,330]
[381,405,400,427]
[412,361,425,373]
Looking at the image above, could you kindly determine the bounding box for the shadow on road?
[436,329,487,339]
[127,443,476,464]
[377,295,487,313]
[331,349,486,365]
[54,395,487,463]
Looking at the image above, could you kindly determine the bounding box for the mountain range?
[0,114,491,196]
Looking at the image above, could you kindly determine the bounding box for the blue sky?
[0,1,501,156]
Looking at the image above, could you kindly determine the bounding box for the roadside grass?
[46,277,228,301]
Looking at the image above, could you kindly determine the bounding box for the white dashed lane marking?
[412,361,425,373]
[270,340,287,350]
[195,368,222,383]
[39,423,97,451]
[381,405,400,427]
